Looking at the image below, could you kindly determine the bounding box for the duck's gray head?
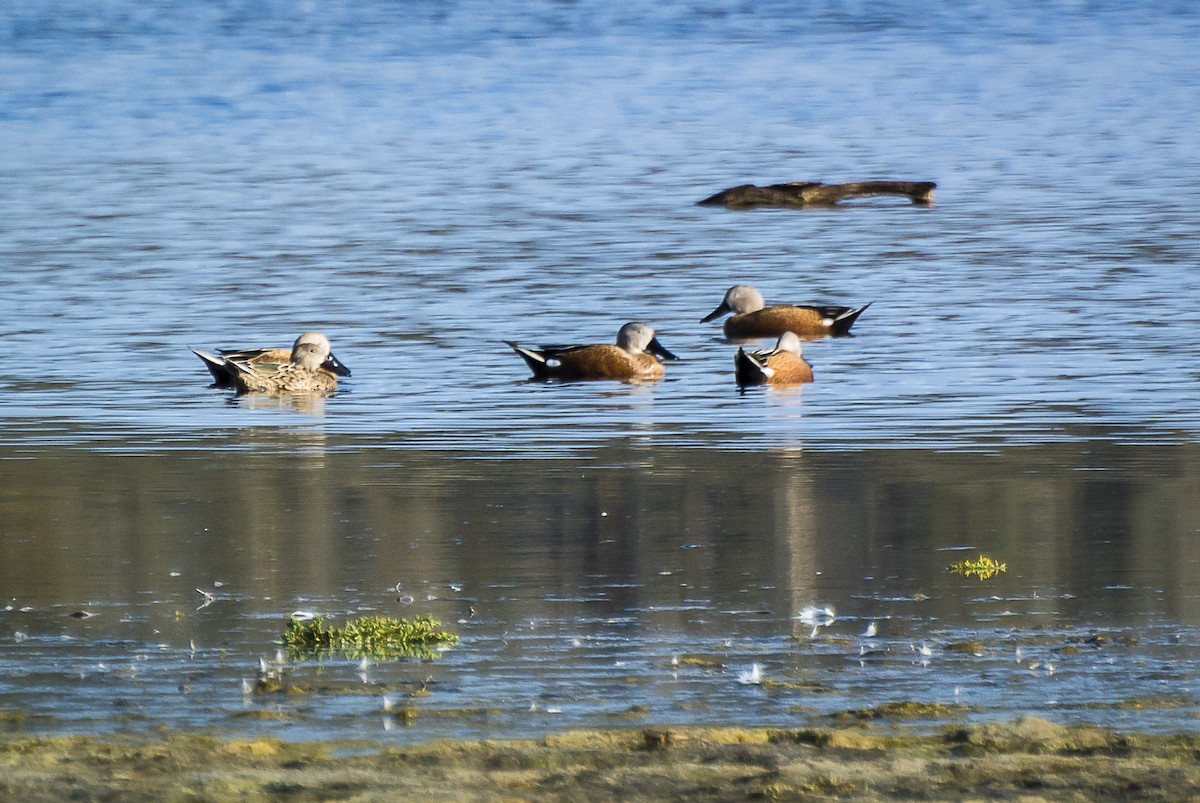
[775,331,803,355]
[293,331,330,352]
[616,322,678,361]
[291,331,351,376]
[701,285,765,322]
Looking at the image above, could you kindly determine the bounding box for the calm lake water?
[2,1,1200,743]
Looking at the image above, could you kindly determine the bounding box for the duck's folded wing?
[785,304,853,318]
[218,347,287,361]
[532,343,588,357]
[226,354,291,378]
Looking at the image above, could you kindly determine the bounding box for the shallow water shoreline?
[3,716,1197,801]
[5,442,1200,743]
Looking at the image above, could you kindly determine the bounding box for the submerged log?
[698,180,936,209]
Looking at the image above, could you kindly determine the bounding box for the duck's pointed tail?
[734,347,770,386]
[191,348,235,385]
[506,342,551,378]
[831,302,872,335]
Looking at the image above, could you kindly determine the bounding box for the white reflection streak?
[797,605,836,639]
[737,663,764,685]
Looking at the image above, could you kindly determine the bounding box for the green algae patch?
[603,705,651,721]
[283,614,458,660]
[752,775,863,798]
[761,678,834,693]
[768,727,903,750]
[673,654,725,668]
[947,554,1007,580]
[4,721,1200,801]
[384,706,506,725]
[249,675,418,698]
[1102,697,1190,710]
[1065,631,1140,648]
[0,711,29,732]
[831,701,976,724]
[942,716,1144,757]
[228,709,304,722]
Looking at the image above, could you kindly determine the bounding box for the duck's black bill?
[700,302,729,324]
[648,337,678,361]
[323,353,352,377]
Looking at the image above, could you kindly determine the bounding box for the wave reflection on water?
[3,442,1200,741]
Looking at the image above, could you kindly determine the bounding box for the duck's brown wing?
[764,352,814,384]
[218,347,291,362]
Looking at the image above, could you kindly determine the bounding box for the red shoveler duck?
[701,285,870,339]
[734,331,813,386]
[507,322,677,382]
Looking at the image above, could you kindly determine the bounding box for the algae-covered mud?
[3,719,1198,801]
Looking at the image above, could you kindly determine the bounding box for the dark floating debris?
[698,180,936,208]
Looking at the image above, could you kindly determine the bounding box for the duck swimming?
[702,285,870,339]
[507,322,677,382]
[734,331,813,386]
[192,331,350,394]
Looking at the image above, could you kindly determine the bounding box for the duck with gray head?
[734,331,813,386]
[702,285,870,339]
[192,332,350,394]
[507,322,678,382]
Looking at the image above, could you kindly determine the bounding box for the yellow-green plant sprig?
[947,555,1007,581]
[283,615,459,660]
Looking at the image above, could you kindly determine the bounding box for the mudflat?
[2,717,1197,801]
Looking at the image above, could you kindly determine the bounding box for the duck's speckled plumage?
[192,332,350,395]
[702,285,870,339]
[508,322,677,382]
[735,331,814,386]
[196,347,292,387]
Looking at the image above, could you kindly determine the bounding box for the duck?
[734,332,813,386]
[507,322,677,382]
[701,285,870,339]
[191,332,350,394]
